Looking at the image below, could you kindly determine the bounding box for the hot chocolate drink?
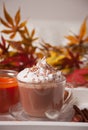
[17,57,66,117]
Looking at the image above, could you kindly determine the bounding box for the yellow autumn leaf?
[49,51,58,57]
[46,51,65,66]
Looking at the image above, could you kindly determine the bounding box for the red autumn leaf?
[0,36,10,54]
[66,68,88,86]
[0,53,37,71]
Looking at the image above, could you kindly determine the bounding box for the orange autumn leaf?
[79,17,87,39]
[15,9,20,25]
[0,5,27,39]
[19,20,27,28]
[22,28,38,45]
[10,33,16,39]
[31,29,36,37]
[65,17,88,46]
[1,5,38,53]
[1,30,12,34]
[65,35,78,44]
[24,26,29,36]
[0,18,11,28]
[3,4,14,26]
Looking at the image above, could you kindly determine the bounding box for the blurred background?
[0,0,88,21]
[0,0,88,45]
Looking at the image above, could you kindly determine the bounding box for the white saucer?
[0,114,15,121]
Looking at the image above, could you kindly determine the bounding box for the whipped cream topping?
[17,57,65,83]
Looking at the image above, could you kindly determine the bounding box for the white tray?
[0,88,88,130]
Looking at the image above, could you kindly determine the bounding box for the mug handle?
[45,82,74,120]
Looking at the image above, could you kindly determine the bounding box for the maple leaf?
[46,51,65,67]
[0,5,27,39]
[0,5,39,71]
[0,35,38,71]
[20,27,38,52]
[0,36,10,55]
[65,17,88,46]
[61,49,83,69]
[7,40,24,53]
[0,52,37,71]
[66,68,88,86]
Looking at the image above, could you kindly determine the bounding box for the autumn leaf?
[39,41,65,57]
[0,5,27,39]
[47,51,65,66]
[0,5,39,54]
[0,6,41,71]
[0,36,10,54]
[0,5,39,71]
[65,35,78,44]
[18,20,27,28]
[0,18,11,28]
[20,27,38,47]
[61,49,83,69]
[0,52,37,71]
[79,17,87,39]
[1,30,12,34]
[65,17,88,46]
[15,9,20,25]
[3,4,14,26]
[8,40,24,52]
[31,29,35,37]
